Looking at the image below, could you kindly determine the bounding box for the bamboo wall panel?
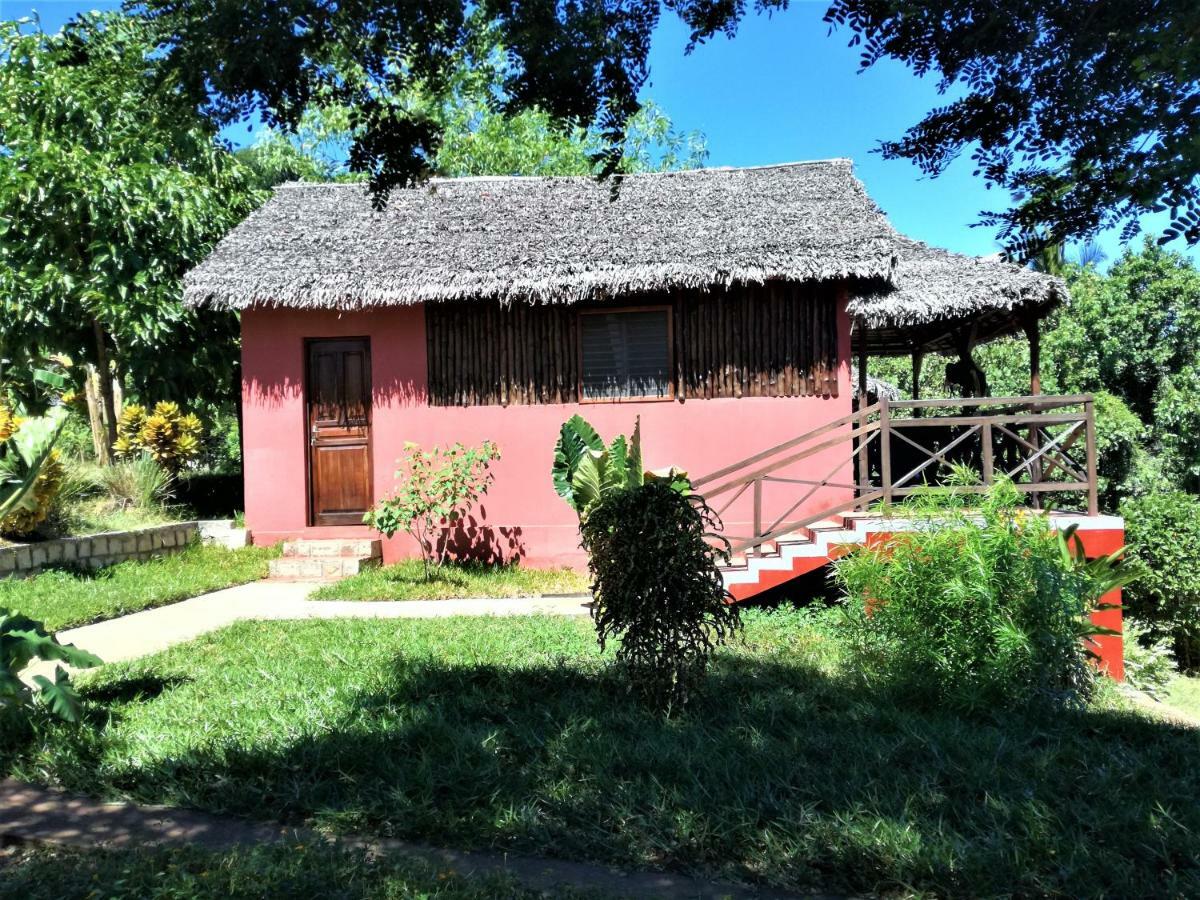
[425,283,839,406]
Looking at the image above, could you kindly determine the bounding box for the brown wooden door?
[307,338,372,526]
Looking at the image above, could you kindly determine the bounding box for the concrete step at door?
[281,539,382,559]
[268,554,381,581]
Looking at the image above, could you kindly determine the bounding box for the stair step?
[269,555,381,581]
[282,539,382,559]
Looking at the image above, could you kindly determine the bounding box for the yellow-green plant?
[0,403,67,536]
[0,449,64,536]
[114,401,203,473]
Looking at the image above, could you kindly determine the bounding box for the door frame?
[304,336,374,527]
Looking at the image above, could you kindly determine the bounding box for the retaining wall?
[0,522,199,577]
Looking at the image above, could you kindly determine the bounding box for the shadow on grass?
[14,651,1200,897]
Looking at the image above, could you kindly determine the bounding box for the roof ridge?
[273,159,855,190]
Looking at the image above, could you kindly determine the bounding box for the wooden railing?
[691,394,1099,556]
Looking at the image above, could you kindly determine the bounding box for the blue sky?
[4,0,1188,264]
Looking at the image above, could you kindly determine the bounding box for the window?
[579,307,673,401]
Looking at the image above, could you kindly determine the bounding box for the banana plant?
[553,415,689,517]
[0,406,67,522]
[1,608,102,723]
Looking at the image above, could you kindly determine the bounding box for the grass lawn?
[6,609,1200,896]
[0,543,279,632]
[310,558,589,601]
[0,844,588,899]
[1165,674,1200,719]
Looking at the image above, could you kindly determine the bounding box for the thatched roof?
[184,160,1065,354]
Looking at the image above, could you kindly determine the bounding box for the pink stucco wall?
[241,300,854,568]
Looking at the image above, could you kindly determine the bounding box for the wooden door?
[307,338,372,526]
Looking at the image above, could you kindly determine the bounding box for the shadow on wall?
[243,374,424,411]
[443,510,525,565]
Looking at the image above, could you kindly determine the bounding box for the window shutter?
[580,309,671,400]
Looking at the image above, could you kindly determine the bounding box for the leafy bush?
[580,480,739,713]
[1122,617,1177,699]
[553,414,688,517]
[1120,492,1200,669]
[834,480,1134,711]
[95,454,175,511]
[114,401,203,473]
[1,608,100,725]
[1092,391,1145,507]
[365,441,500,578]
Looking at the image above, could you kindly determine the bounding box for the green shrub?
[365,441,500,578]
[834,480,1133,711]
[1123,617,1177,699]
[1092,391,1145,507]
[1120,492,1200,669]
[95,454,174,510]
[579,480,739,713]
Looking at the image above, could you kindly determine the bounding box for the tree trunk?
[83,365,109,464]
[92,318,118,462]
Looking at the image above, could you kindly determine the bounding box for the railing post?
[981,421,994,486]
[753,476,763,546]
[1084,398,1099,515]
[879,396,892,506]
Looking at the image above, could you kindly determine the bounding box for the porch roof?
[183,160,1065,354]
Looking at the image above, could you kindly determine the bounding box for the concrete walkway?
[0,779,816,899]
[26,582,592,682]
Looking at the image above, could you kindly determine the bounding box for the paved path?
[0,779,816,900]
[26,582,592,682]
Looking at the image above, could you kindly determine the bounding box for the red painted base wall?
[240,303,855,569]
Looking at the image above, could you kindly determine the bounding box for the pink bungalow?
[184,159,1125,675]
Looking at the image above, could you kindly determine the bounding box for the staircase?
[697,394,1102,603]
[268,538,382,581]
[719,517,863,601]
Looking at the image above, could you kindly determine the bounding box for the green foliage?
[1091,390,1151,505]
[1120,492,1200,670]
[114,401,204,474]
[579,480,739,712]
[139,2,716,194]
[553,415,687,518]
[0,14,260,404]
[834,480,1134,711]
[0,608,100,724]
[826,1,1200,253]
[1123,617,1178,700]
[365,441,501,577]
[94,454,175,511]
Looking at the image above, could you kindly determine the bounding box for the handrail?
[693,394,1099,557]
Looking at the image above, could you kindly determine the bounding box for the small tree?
[580,480,740,714]
[365,441,500,578]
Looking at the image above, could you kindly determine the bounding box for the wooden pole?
[911,347,924,418]
[1024,313,1043,507]
[1025,314,1042,396]
[857,329,869,496]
